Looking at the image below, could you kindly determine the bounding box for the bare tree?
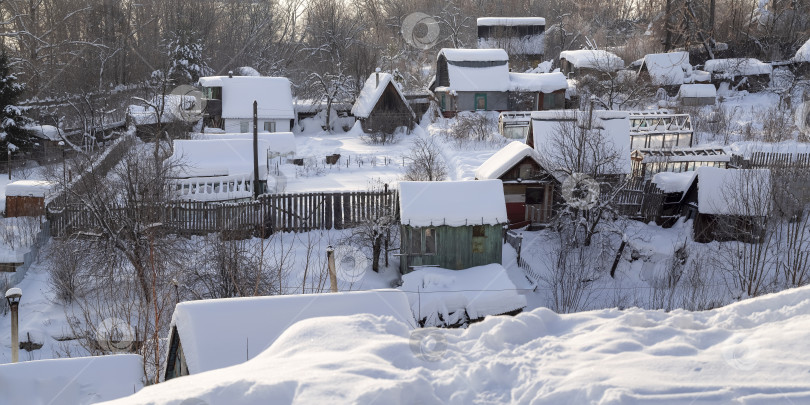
[402,137,448,182]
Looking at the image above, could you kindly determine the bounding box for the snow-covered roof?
[0,354,143,405]
[475,141,544,180]
[693,167,771,216]
[438,49,511,92]
[171,139,271,178]
[560,50,625,71]
[440,48,509,62]
[399,180,508,227]
[652,171,695,193]
[508,72,568,93]
[795,38,810,63]
[639,52,691,86]
[5,180,56,197]
[169,290,415,375]
[678,83,717,98]
[691,70,711,83]
[351,72,414,119]
[703,58,772,77]
[192,131,296,156]
[477,17,546,26]
[198,76,295,120]
[24,124,61,141]
[530,110,632,174]
[400,264,526,327]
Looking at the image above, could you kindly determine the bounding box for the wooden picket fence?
[49,190,399,238]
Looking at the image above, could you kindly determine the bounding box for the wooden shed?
[559,49,624,79]
[475,141,560,228]
[5,180,55,217]
[351,71,415,135]
[678,84,717,106]
[398,180,507,273]
[679,167,772,243]
[703,58,772,93]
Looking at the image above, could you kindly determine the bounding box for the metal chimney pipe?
[228,71,233,78]
[375,67,381,88]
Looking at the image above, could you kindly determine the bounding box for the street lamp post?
[5,288,22,363]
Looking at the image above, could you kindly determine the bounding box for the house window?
[240,121,250,133]
[526,188,544,205]
[424,228,436,255]
[441,94,446,110]
[264,121,276,132]
[410,227,436,255]
[474,93,487,110]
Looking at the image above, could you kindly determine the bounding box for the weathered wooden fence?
[730,152,810,169]
[49,190,399,238]
[504,230,541,288]
[614,177,665,223]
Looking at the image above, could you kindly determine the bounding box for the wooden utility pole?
[253,100,260,199]
[327,246,338,292]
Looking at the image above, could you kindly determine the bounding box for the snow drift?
[103,284,810,404]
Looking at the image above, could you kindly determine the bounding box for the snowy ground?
[104,284,810,404]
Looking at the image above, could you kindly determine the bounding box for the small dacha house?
[703,58,772,93]
[351,70,415,135]
[475,141,560,228]
[398,180,507,273]
[559,49,624,79]
[199,75,295,133]
[477,17,546,71]
[679,167,772,243]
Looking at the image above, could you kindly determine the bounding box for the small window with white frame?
[263,121,276,132]
[240,121,250,133]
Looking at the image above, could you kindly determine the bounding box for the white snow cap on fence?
[678,83,717,98]
[508,72,568,93]
[559,50,624,71]
[640,52,691,86]
[197,76,295,119]
[703,58,772,76]
[168,290,414,375]
[476,141,543,180]
[192,131,296,156]
[477,17,546,26]
[695,166,771,216]
[795,38,810,63]
[399,180,507,227]
[0,354,143,405]
[5,180,56,197]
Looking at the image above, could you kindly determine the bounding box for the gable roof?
[399,180,508,227]
[168,290,415,376]
[530,110,632,174]
[639,52,691,86]
[559,50,625,71]
[475,141,546,180]
[351,72,415,119]
[198,76,295,120]
[795,38,810,63]
[686,167,772,216]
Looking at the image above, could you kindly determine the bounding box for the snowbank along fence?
[49,190,400,237]
[2,221,50,290]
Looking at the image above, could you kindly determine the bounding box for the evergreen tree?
[0,51,34,153]
[165,30,212,85]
